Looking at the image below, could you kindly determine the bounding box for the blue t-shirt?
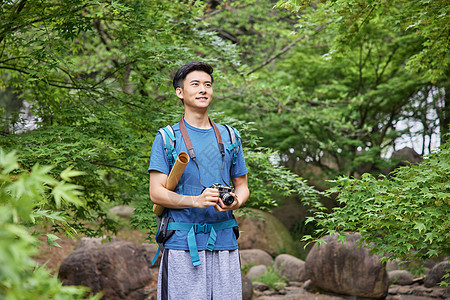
[148,119,248,251]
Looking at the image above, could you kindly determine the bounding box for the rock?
[236,208,297,256]
[241,275,253,300]
[272,204,307,231]
[388,270,414,285]
[424,260,450,287]
[274,254,308,282]
[305,232,389,299]
[256,291,344,300]
[58,241,152,300]
[273,281,287,290]
[389,284,450,299]
[303,279,315,292]
[247,265,269,280]
[391,147,422,165]
[253,281,270,292]
[240,249,273,267]
[288,281,302,287]
[75,236,119,250]
[386,259,400,272]
[424,255,447,269]
[384,147,423,174]
[109,205,135,219]
[140,243,161,267]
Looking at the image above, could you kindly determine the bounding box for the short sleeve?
[148,132,170,175]
[230,129,248,179]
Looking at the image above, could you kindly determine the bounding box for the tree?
[274,0,450,141]
[275,0,450,81]
[198,0,447,187]
[266,0,450,283]
[1,0,322,294]
[1,0,319,233]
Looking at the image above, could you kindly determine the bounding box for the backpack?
[151,123,242,266]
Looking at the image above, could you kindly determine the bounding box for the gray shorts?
[157,249,242,300]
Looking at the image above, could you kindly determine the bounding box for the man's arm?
[215,174,249,212]
[149,170,221,209]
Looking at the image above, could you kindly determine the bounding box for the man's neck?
[183,110,211,129]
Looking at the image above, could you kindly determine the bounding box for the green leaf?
[46,234,62,248]
[0,148,19,174]
[60,167,86,182]
[52,181,84,208]
[413,222,426,233]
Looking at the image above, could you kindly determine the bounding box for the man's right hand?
[194,187,220,209]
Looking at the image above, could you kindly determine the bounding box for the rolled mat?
[152,152,190,216]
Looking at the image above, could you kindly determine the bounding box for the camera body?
[210,183,235,206]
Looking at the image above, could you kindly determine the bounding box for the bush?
[0,148,101,299]
[304,140,450,286]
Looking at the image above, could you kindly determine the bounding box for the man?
[148,61,250,299]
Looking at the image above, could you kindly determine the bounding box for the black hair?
[172,61,214,90]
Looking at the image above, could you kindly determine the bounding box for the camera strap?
[178,116,227,187]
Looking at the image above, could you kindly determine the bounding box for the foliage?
[1,0,449,292]
[303,140,450,284]
[0,148,101,299]
[202,0,446,187]
[275,0,450,82]
[220,117,321,210]
[0,0,242,235]
[0,0,322,250]
[250,266,288,290]
[264,4,438,177]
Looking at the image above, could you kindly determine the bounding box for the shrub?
[0,148,101,299]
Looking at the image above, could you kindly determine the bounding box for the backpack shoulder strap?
[224,125,241,165]
[159,125,177,168]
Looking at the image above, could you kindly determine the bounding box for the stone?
[235,208,297,256]
[240,249,273,267]
[246,265,269,280]
[391,147,422,165]
[252,281,270,292]
[274,253,308,282]
[388,270,414,285]
[140,243,161,267]
[424,260,450,287]
[109,205,135,219]
[305,232,389,299]
[241,275,253,300]
[256,292,344,300]
[272,204,307,231]
[273,281,287,290]
[303,279,315,292]
[386,259,400,272]
[58,241,152,300]
[75,236,119,250]
[384,147,422,174]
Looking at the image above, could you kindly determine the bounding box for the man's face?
[176,71,213,110]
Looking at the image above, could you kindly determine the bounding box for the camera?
[210,183,235,206]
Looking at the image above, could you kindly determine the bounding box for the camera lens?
[222,193,234,206]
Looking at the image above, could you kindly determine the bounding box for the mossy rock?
[236,208,298,257]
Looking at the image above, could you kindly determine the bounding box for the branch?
[0,2,92,43]
[0,56,33,64]
[0,0,27,45]
[89,161,134,172]
[245,22,330,76]
[244,36,303,76]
